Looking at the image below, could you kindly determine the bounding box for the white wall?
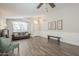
[0,16,6,30]
[30,16,45,36]
[33,4,79,46]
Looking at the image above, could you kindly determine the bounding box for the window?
[12,21,28,32]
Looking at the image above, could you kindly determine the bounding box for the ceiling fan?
[37,3,56,9]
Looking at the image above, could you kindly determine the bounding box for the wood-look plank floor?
[13,36,79,56]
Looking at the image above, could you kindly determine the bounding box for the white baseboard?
[38,32,79,46]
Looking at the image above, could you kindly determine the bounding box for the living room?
[0,3,79,56]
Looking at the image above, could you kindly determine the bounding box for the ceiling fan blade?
[37,3,43,9]
[49,3,55,8]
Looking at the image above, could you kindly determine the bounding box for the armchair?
[0,37,19,56]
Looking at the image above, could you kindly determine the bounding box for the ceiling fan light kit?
[37,3,56,9]
[37,3,56,12]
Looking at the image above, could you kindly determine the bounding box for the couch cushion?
[0,37,11,47]
[0,37,11,52]
[25,33,29,36]
[13,33,19,37]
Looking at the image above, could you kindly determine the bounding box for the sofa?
[12,32,31,41]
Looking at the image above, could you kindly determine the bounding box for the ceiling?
[0,3,78,17]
